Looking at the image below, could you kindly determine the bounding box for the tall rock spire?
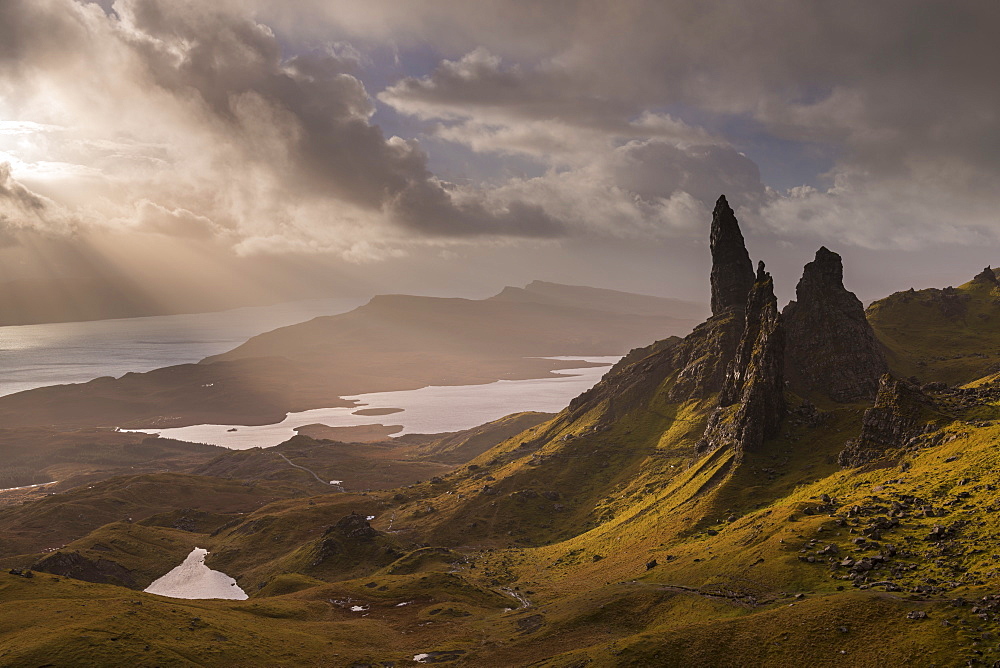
[709,195,755,315]
[783,247,887,402]
[699,261,786,453]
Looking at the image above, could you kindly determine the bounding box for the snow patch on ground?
[144,547,248,600]
[0,481,57,492]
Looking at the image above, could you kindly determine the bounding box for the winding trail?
[276,452,337,487]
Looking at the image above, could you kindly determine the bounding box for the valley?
[3,197,1000,665]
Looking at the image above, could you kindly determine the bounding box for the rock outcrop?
[565,197,755,420]
[699,262,786,452]
[972,266,998,286]
[31,551,137,588]
[838,374,935,467]
[710,195,755,315]
[666,311,745,402]
[783,247,887,402]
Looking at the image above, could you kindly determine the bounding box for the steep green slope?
[869,269,1000,385]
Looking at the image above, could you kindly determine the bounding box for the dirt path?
[276,452,337,488]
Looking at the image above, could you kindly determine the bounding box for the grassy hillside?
[869,273,1000,385]
[6,375,1000,665]
[9,272,1000,664]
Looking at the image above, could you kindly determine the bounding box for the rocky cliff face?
[699,262,786,452]
[838,374,934,467]
[565,198,756,420]
[783,247,887,403]
[665,311,745,402]
[710,195,755,316]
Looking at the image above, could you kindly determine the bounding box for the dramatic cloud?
[1,0,999,306]
[0,0,569,262]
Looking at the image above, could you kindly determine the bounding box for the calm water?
[129,356,619,449]
[0,297,367,396]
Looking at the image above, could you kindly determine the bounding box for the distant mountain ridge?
[0,280,702,429]
[205,281,700,367]
[492,280,707,319]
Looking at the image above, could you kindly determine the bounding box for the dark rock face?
[31,551,137,588]
[326,512,378,541]
[783,247,887,402]
[972,266,998,286]
[565,312,744,423]
[563,195,757,421]
[839,374,934,467]
[710,195,755,316]
[312,512,381,567]
[666,311,745,402]
[700,262,786,452]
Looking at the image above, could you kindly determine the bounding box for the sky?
[1,0,998,311]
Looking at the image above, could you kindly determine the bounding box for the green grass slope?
[10,272,1000,664]
[869,272,1000,385]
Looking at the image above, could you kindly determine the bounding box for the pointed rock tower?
[710,195,755,315]
[700,261,786,452]
[783,247,887,402]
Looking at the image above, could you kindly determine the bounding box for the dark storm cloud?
[117,0,569,238]
[321,0,1000,248]
[0,0,568,243]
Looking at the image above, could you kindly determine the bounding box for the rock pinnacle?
[709,195,755,315]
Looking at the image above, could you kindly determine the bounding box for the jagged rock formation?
[566,200,758,420]
[666,311,745,402]
[709,195,755,315]
[564,310,744,426]
[783,247,887,402]
[567,196,760,424]
[838,374,935,467]
[699,262,785,452]
[972,266,998,286]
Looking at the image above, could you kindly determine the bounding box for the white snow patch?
[366,515,375,520]
[0,481,57,492]
[396,601,412,607]
[144,548,248,600]
[330,480,343,485]
[350,605,368,612]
